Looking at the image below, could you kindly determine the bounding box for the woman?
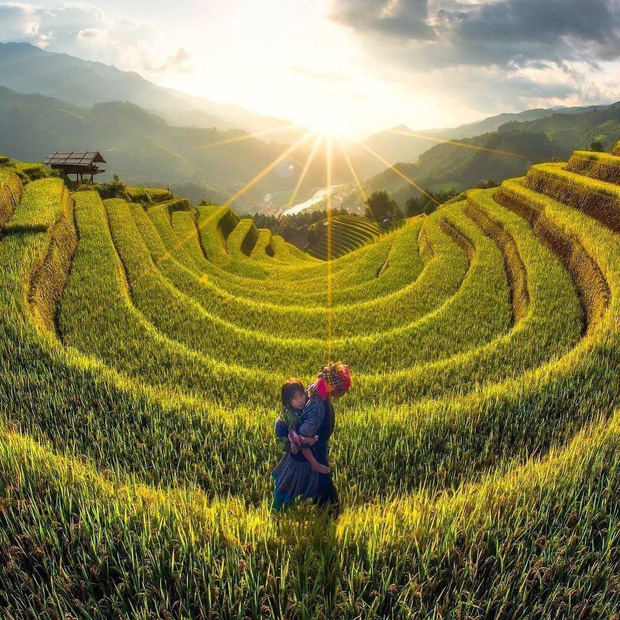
[271,363,350,517]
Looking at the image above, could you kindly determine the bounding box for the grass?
[496,178,610,330]
[131,206,460,339]
[27,181,76,334]
[146,203,203,274]
[126,186,173,204]
[565,150,620,184]
[524,162,620,234]
[2,144,620,616]
[271,234,305,262]
[251,228,276,260]
[100,198,512,375]
[354,186,581,404]
[53,186,597,506]
[12,187,583,503]
[146,203,427,310]
[0,171,22,233]
[465,193,529,323]
[228,218,259,258]
[170,209,213,272]
[308,214,380,260]
[195,205,236,268]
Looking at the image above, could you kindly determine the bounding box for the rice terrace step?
[0,13,620,615]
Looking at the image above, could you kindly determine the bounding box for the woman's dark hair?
[281,378,305,411]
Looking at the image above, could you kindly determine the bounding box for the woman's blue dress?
[272,396,339,511]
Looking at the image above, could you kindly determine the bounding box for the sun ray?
[193,122,302,150]
[70,131,314,334]
[277,133,324,217]
[356,139,441,206]
[325,135,333,363]
[387,128,543,162]
[335,136,368,203]
[222,132,314,208]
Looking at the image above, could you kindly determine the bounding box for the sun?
[305,111,347,139]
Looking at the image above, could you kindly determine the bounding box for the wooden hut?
[44,151,106,184]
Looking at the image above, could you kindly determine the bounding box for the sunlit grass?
[1,142,620,615]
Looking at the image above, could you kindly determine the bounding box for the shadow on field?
[4,224,49,235]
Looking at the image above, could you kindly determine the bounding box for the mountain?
[496,103,620,152]
[359,102,619,167]
[3,41,618,214]
[438,104,611,140]
[0,87,381,211]
[0,42,304,140]
[360,124,431,167]
[350,103,620,209]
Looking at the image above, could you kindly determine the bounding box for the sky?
[0,0,619,138]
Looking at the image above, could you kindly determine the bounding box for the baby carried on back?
[271,363,351,514]
[275,379,331,474]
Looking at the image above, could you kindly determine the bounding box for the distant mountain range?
[0,41,618,213]
[0,42,302,139]
[350,103,620,209]
[362,103,619,166]
[0,86,386,211]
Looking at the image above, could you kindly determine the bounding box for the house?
[44,151,106,184]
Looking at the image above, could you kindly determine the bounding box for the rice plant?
[2,146,620,617]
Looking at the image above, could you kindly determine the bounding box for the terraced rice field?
[1,143,620,618]
[308,214,380,259]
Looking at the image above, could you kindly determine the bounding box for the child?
[275,378,331,474]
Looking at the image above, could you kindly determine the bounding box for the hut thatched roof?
[44,152,106,167]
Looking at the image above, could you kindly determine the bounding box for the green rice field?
[1,143,620,617]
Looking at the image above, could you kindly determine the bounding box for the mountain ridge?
[0,42,301,138]
[351,103,620,210]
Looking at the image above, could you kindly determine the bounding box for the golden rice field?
[1,142,620,618]
[306,214,381,260]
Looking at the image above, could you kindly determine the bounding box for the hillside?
[357,102,618,166]
[497,102,620,152]
[2,140,620,616]
[306,214,380,259]
[0,41,298,137]
[355,103,620,209]
[0,87,381,210]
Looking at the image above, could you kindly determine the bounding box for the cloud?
[0,2,49,47]
[76,27,103,40]
[145,48,194,74]
[441,68,580,107]
[331,0,620,70]
[288,64,354,82]
[0,2,190,75]
[328,0,620,120]
[331,0,436,40]
[0,3,118,49]
[399,61,617,126]
[500,75,577,99]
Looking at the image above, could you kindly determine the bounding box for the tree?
[590,141,605,152]
[474,179,498,189]
[89,173,129,200]
[364,191,402,222]
[109,174,127,194]
[405,195,424,217]
[424,200,437,216]
[306,226,318,246]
